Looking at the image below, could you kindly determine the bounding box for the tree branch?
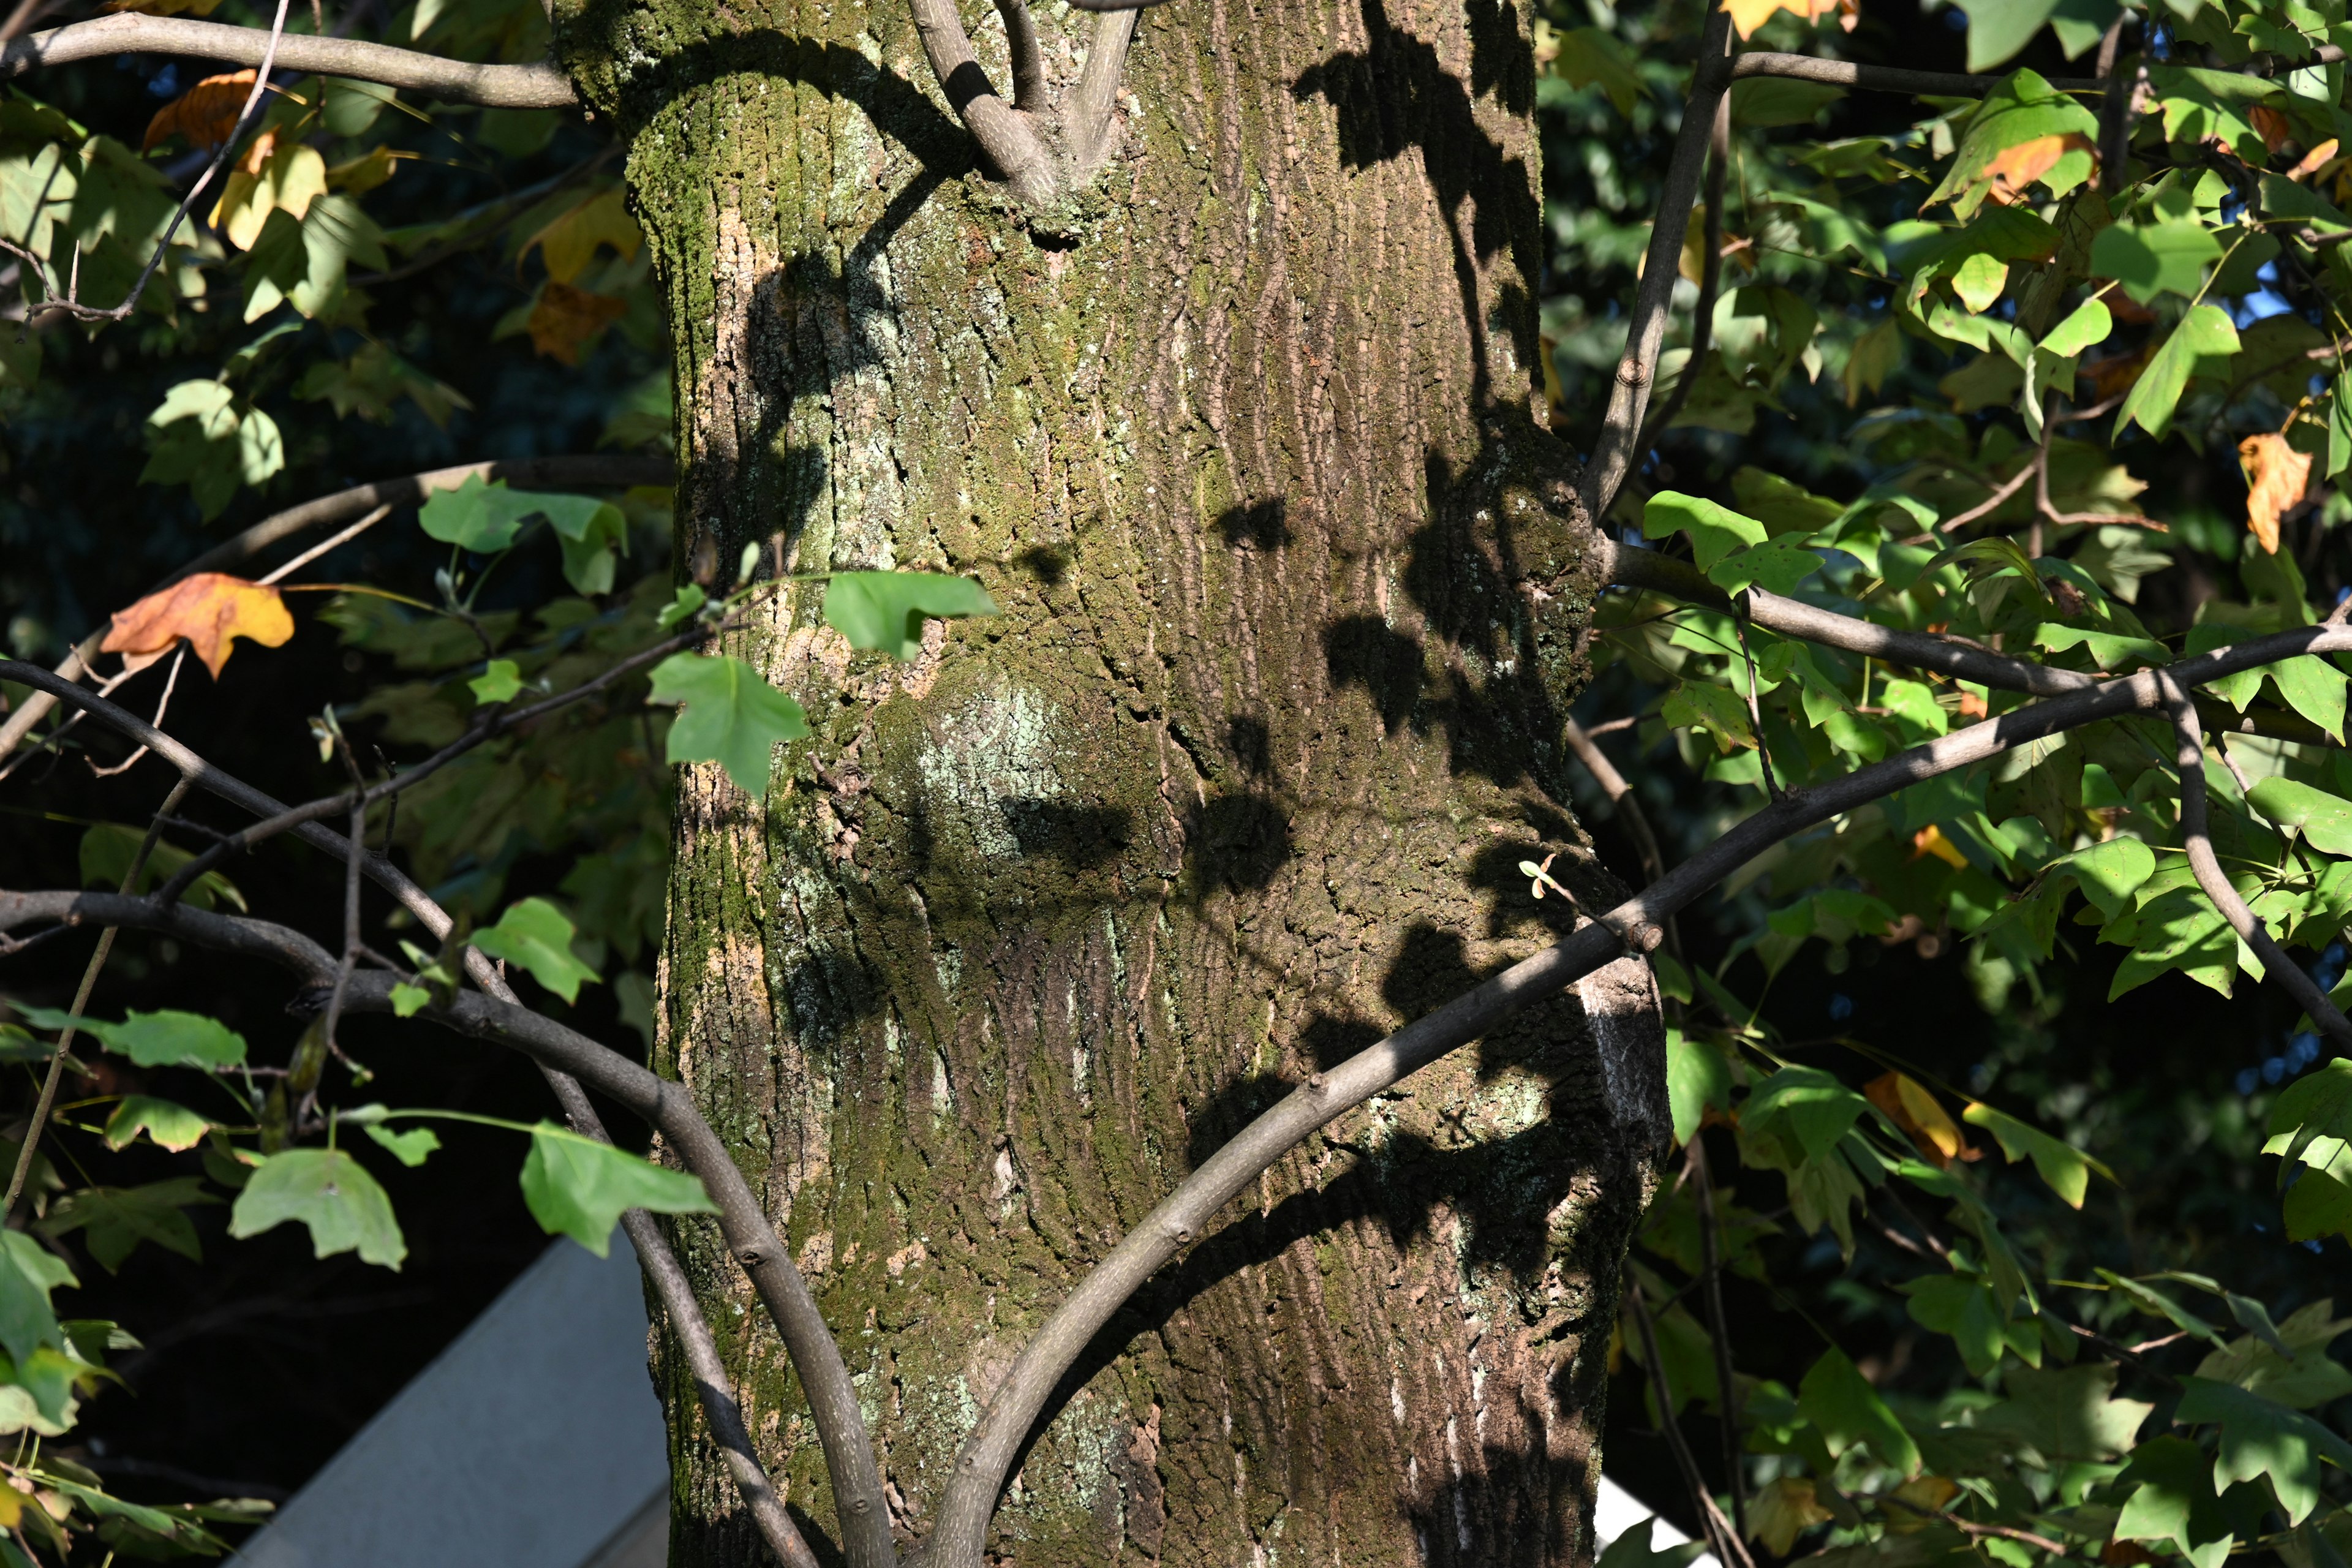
[1624,1268,1758,1568]
[1730,51,2101,94]
[2160,671,2352,1050]
[995,0,1045,114]
[1066,8,1137,172]
[0,453,673,769]
[907,0,1056,206]
[0,666,892,1568]
[1578,2,1738,526]
[922,624,2352,1568]
[1633,92,1730,456]
[0,14,578,107]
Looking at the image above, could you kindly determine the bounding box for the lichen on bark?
[550,0,1665,1558]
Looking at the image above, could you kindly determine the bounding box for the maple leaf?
[527,282,630,365]
[1981,133,2097,207]
[2251,105,2295,154]
[518,188,643,286]
[100,573,294,677]
[2239,432,2313,555]
[141,70,255,151]
[2290,137,2340,181]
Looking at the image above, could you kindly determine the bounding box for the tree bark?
[552,0,1668,1560]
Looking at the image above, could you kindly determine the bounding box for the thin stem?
[1732,609,1782,802]
[1939,456,2037,535]
[86,646,184,778]
[1688,1140,1746,1543]
[1559,714,1679,959]
[1624,1270,1759,1568]
[2,775,192,1223]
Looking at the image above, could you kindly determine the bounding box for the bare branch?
[1561,716,1667,888]
[995,0,1045,114]
[1633,92,1730,454]
[1687,1142,1746,1542]
[1579,2,1736,524]
[1066,8,1137,172]
[0,453,673,769]
[2161,672,2352,1050]
[0,665,892,1568]
[1730,51,2101,94]
[0,14,578,107]
[907,0,1055,206]
[1624,1269,1758,1568]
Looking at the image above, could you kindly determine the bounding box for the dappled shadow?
[998,799,1134,868]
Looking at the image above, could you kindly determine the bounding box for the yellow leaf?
[1724,0,1856,39]
[0,1485,23,1529]
[101,572,295,678]
[266,143,326,225]
[1749,1477,1834,1555]
[1866,1071,1974,1167]
[326,145,406,195]
[2239,431,2312,556]
[142,70,254,151]
[1885,1475,1959,1533]
[520,187,642,286]
[209,135,325,251]
[527,281,630,364]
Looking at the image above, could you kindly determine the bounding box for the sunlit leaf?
[823,571,1000,661]
[100,1097,211,1153]
[519,1123,715,1257]
[99,571,293,678]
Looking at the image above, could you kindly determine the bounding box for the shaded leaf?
[471,898,600,1005]
[228,1148,405,1270]
[100,1097,211,1153]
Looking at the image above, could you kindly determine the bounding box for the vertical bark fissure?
[554,0,1660,1558]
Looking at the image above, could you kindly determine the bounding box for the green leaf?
[1902,1271,2018,1378]
[2265,1057,2352,1172]
[1708,541,1820,595]
[2033,624,2168,670]
[0,1232,75,1368]
[78,823,243,913]
[229,1148,405,1270]
[363,1125,440,1168]
[1951,249,2010,311]
[1665,1028,1732,1147]
[2251,781,2352,856]
[1662,680,1755,753]
[2114,1433,2266,1568]
[1927,71,2100,216]
[471,897,600,1005]
[1746,1066,1872,1163]
[2090,221,2225,304]
[12,1006,249,1071]
[2116,305,2240,442]
[2067,837,2157,920]
[2270,656,2348,744]
[822,571,999,660]
[2098,1268,2228,1344]
[2174,1376,2352,1523]
[2284,1166,2352,1243]
[417,476,622,570]
[1643,491,1768,571]
[2039,296,2113,358]
[100,1097,211,1153]
[1553,25,1645,117]
[1954,0,2061,72]
[645,651,809,798]
[518,1123,717,1257]
[38,1178,213,1272]
[469,658,522,704]
[1980,1361,2152,1461]
[1596,1518,1710,1568]
[388,982,432,1017]
[1962,1101,2106,1207]
[656,583,706,631]
[1798,1347,1923,1476]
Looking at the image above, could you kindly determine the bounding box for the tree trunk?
[553,0,1668,1559]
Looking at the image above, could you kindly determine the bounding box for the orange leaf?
[1863,1071,1975,1168]
[2239,432,2313,555]
[526,281,629,365]
[1980,133,2095,207]
[236,127,278,178]
[142,70,255,151]
[2290,138,2340,181]
[2252,105,2295,154]
[100,573,294,678]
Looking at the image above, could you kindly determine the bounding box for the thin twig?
[994,0,1045,113]
[88,647,184,778]
[1624,1270,1760,1568]
[1634,92,1732,456]
[1580,0,1736,524]
[258,503,394,586]
[1688,1140,1746,1543]
[1,775,192,1223]
[29,0,290,326]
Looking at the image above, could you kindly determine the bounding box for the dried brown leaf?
[100,573,294,678]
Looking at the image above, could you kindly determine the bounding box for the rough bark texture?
[550,0,1667,1559]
